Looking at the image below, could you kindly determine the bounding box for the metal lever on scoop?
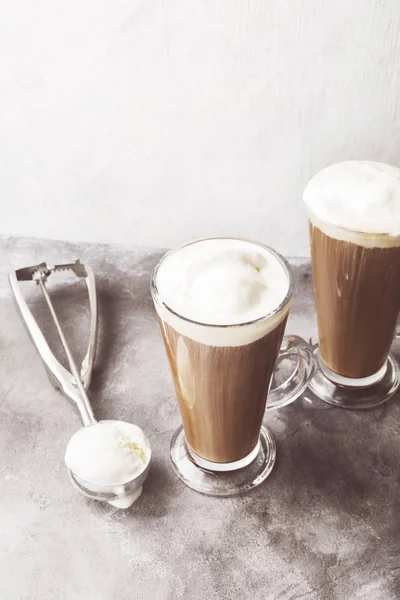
[35,272,95,426]
[9,261,98,420]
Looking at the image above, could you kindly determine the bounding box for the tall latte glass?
[304,161,400,408]
[151,238,314,495]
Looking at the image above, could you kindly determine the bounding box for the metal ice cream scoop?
[9,261,151,509]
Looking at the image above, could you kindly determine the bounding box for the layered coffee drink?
[304,161,400,380]
[152,239,291,464]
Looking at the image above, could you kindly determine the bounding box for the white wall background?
[1,1,400,256]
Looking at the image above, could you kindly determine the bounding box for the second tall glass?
[304,162,400,408]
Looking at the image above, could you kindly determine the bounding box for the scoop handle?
[36,277,96,426]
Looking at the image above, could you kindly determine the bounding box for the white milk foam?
[303,161,400,248]
[153,239,290,347]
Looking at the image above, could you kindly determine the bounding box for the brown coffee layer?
[159,318,287,463]
[310,224,400,378]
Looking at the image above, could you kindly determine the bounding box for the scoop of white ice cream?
[65,420,150,486]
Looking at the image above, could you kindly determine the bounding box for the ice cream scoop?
[65,420,151,508]
[34,272,152,509]
[9,261,151,509]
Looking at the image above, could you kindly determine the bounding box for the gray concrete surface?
[1,236,399,600]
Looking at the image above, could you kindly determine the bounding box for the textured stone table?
[1,237,399,600]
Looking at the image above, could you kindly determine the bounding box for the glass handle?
[266,335,315,411]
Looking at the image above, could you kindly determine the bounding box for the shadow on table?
[252,391,400,596]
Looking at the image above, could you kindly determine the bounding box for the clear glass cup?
[151,238,314,496]
[306,212,400,409]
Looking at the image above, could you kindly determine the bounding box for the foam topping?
[303,161,400,235]
[154,239,289,326]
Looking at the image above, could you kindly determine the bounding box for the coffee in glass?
[151,238,314,495]
[304,161,400,408]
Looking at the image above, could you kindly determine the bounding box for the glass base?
[308,345,400,409]
[170,425,276,496]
